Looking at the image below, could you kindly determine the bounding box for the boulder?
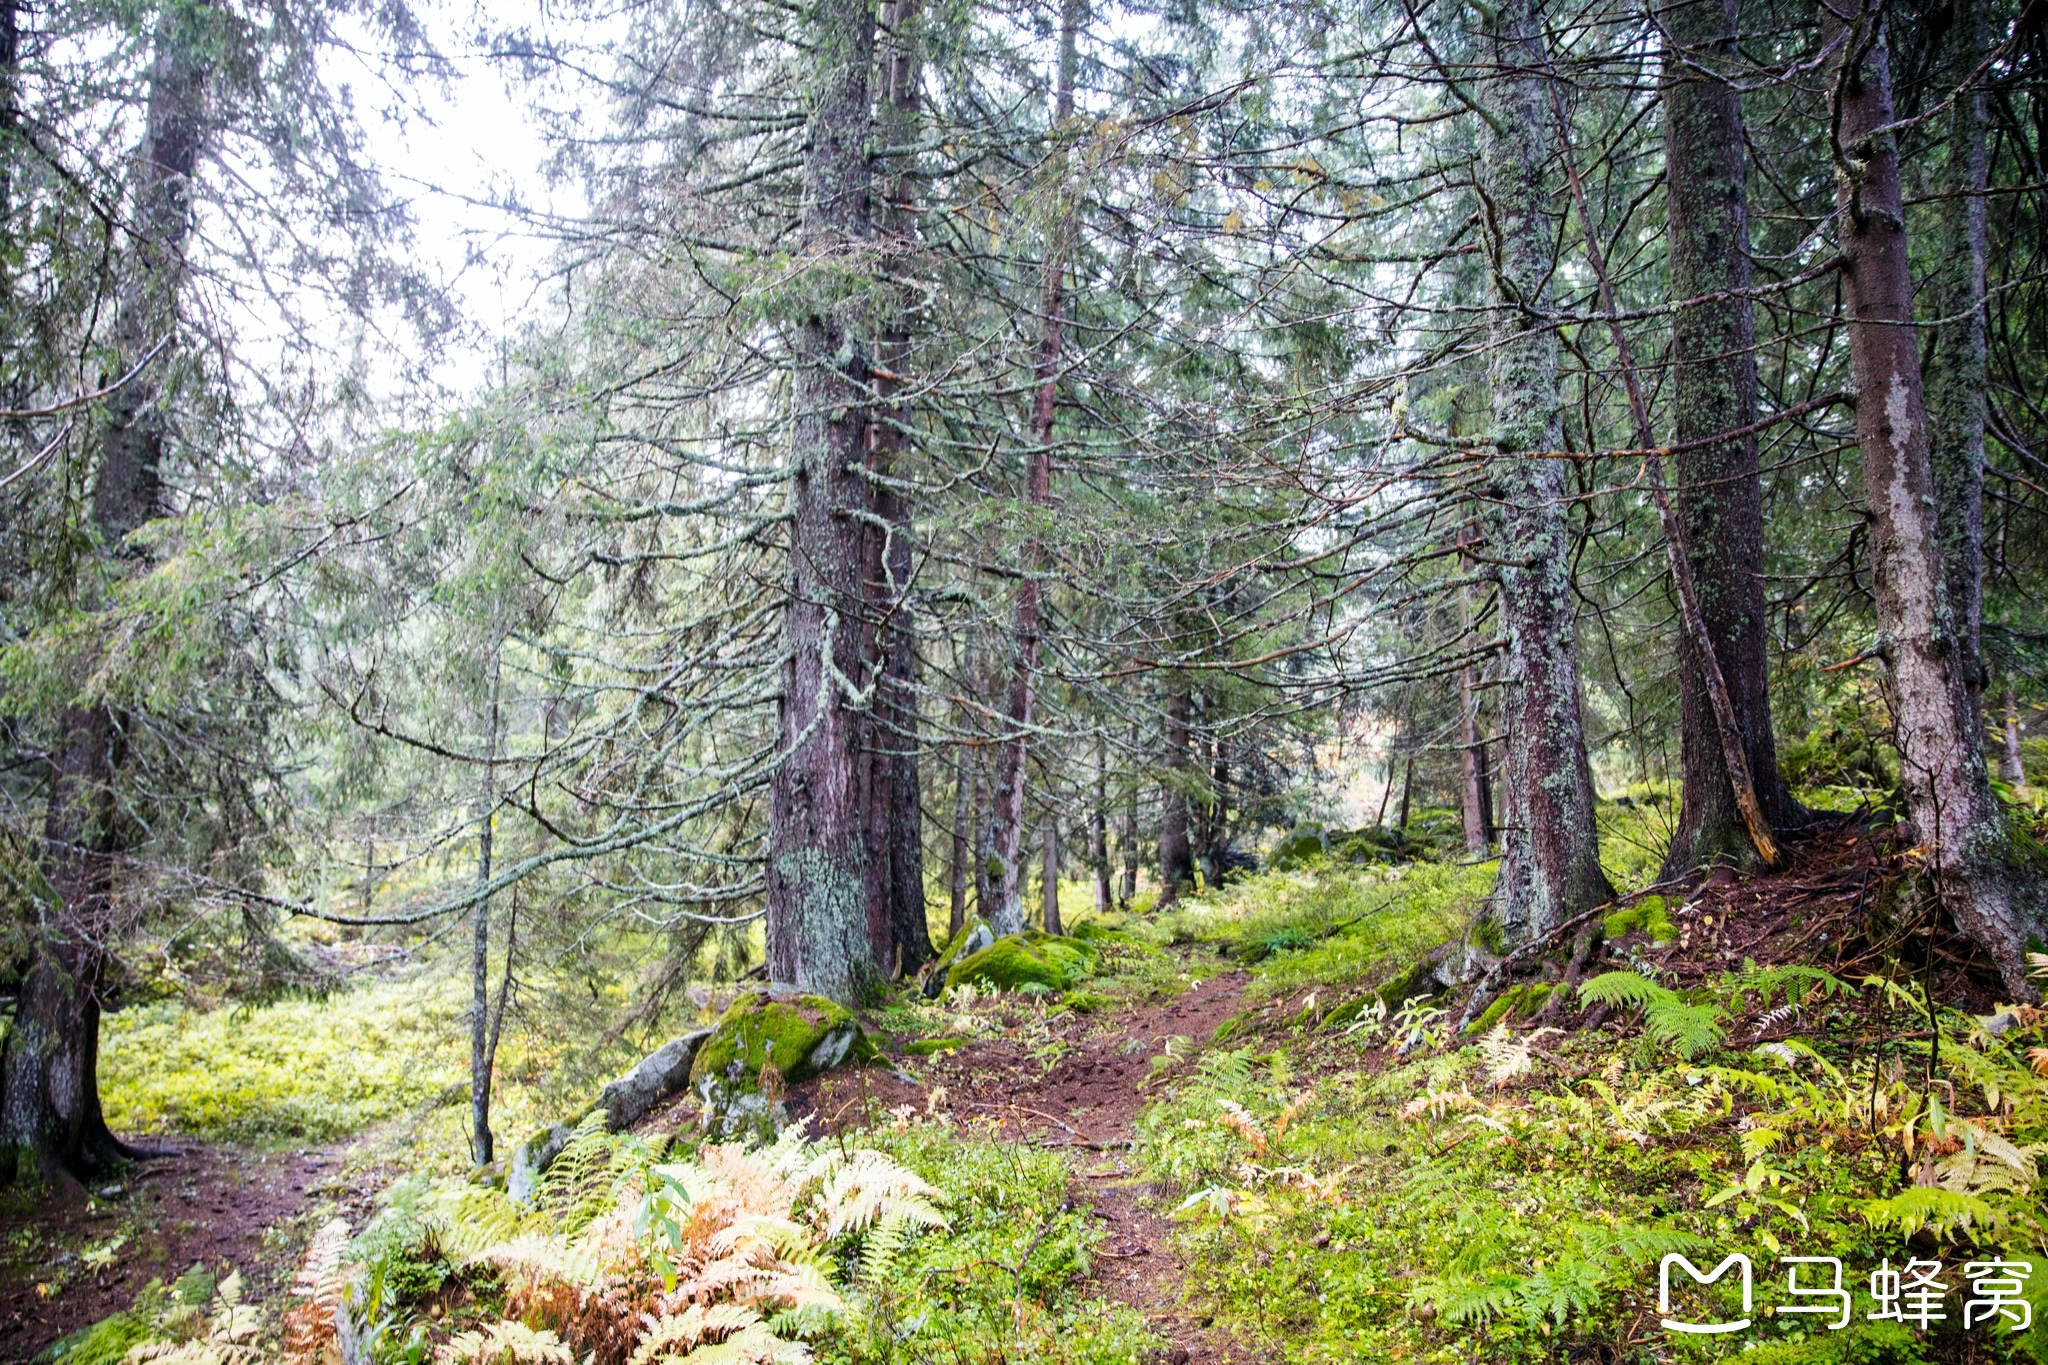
[1266,824,1328,871]
[690,985,875,1142]
[505,1027,712,1203]
[922,917,996,998]
[944,930,1097,994]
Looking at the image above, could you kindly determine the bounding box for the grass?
[99,973,635,1162]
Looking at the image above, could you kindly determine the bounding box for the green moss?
[1373,958,1437,1009]
[690,988,872,1089]
[904,1036,968,1056]
[1603,894,1677,945]
[1466,987,1520,1034]
[1266,823,1328,871]
[931,918,997,976]
[945,931,1098,993]
[1057,990,1110,1015]
[1322,998,1368,1029]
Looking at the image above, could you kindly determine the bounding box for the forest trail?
[0,1142,376,1362]
[783,964,1270,1365]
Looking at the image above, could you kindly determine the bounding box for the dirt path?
[0,1142,369,1362]
[793,968,1270,1365]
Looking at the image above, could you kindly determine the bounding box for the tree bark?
[948,736,971,939]
[1475,0,1613,943]
[471,646,500,1168]
[1120,717,1139,906]
[988,0,1082,936]
[869,0,931,976]
[1660,0,1797,875]
[1924,0,1991,719]
[1092,737,1112,911]
[765,0,880,1004]
[1157,676,1196,906]
[1,4,207,1185]
[2002,687,2027,785]
[1042,819,1061,934]
[1822,0,2037,996]
[1456,527,1496,856]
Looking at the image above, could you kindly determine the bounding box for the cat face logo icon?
[1660,1253,1753,1334]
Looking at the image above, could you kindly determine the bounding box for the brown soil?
[790,967,1273,1365]
[0,1142,374,1363]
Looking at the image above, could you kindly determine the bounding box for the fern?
[435,1321,574,1364]
[1578,972,1726,1058]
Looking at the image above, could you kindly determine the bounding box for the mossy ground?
[944,930,1098,993]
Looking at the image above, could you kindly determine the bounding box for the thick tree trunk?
[1660,0,1796,875]
[2002,687,2027,785]
[988,0,1081,936]
[1,7,205,1185]
[1823,0,2037,996]
[1476,0,1613,943]
[1157,676,1196,906]
[1924,0,1991,719]
[869,0,931,976]
[765,0,880,1004]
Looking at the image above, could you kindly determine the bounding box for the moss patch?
[945,931,1098,993]
[1465,981,1554,1034]
[1602,894,1677,945]
[903,1036,968,1056]
[690,986,875,1140]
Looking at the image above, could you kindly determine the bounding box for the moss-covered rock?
[1464,981,1556,1035]
[689,986,875,1142]
[1267,824,1328,871]
[922,918,998,997]
[944,930,1097,993]
[1373,958,1440,1009]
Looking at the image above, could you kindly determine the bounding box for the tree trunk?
[1157,676,1196,906]
[1822,0,2037,996]
[988,0,1081,936]
[2002,687,2027,785]
[1120,719,1139,906]
[1092,738,1112,911]
[471,647,500,1168]
[1396,755,1414,835]
[1476,0,1613,943]
[869,0,931,977]
[1924,0,1991,720]
[1201,738,1229,885]
[1660,0,1796,875]
[1457,529,1496,856]
[1042,820,1061,934]
[765,0,879,1004]
[948,737,971,940]
[1,5,206,1185]
[974,762,996,920]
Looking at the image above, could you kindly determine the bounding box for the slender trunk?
[1925,0,1991,719]
[1042,819,1061,934]
[870,0,931,976]
[974,762,996,920]
[1120,718,1139,905]
[1396,755,1414,835]
[484,890,517,1117]
[2,6,206,1184]
[1476,0,1613,942]
[1157,676,1196,906]
[1201,738,1229,884]
[988,0,1082,936]
[1822,0,2036,996]
[1092,738,1111,912]
[948,738,971,939]
[471,648,501,1167]
[2002,687,2026,785]
[765,0,879,1003]
[1659,0,1795,874]
[1372,750,1395,828]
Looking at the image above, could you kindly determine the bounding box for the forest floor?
[6,807,2039,1364]
[0,1143,383,1361]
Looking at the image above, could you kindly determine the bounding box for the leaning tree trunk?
[1660,0,1797,875]
[1923,0,1991,724]
[1475,0,1612,943]
[1822,0,2037,996]
[868,0,932,975]
[1,6,206,1185]
[988,0,1081,936]
[765,0,880,1004]
[1157,676,1197,906]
